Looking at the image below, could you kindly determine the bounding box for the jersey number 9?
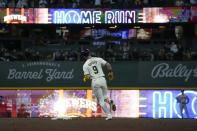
[92,66,98,74]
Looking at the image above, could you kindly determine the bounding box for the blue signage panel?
[49,9,137,24]
[140,90,197,118]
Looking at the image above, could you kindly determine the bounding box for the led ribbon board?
[0,7,196,24]
[49,9,138,24]
[140,90,197,118]
[0,90,197,118]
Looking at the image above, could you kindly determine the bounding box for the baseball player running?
[82,49,116,120]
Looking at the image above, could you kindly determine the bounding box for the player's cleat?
[62,117,72,120]
[110,100,116,111]
[51,116,71,120]
[105,114,112,120]
[51,117,58,120]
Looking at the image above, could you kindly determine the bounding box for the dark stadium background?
[0,0,197,131]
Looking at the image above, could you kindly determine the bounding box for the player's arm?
[186,96,189,104]
[176,96,180,103]
[83,65,90,82]
[106,62,114,80]
[100,58,114,80]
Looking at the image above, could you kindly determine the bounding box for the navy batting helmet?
[81,49,90,57]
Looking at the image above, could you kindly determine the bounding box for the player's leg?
[101,77,116,111]
[92,86,112,120]
[180,104,184,118]
[92,78,112,120]
[184,105,189,118]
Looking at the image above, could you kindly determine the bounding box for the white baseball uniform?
[83,57,110,115]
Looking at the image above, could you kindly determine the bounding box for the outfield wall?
[0,61,197,89]
[0,89,197,118]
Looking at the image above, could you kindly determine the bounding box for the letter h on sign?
[153,91,173,118]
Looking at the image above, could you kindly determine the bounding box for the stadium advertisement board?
[0,7,197,24]
[0,90,196,118]
[0,61,197,88]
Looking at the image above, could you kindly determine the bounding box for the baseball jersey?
[176,94,189,104]
[83,57,107,79]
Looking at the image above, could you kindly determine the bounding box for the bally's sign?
[151,63,197,82]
